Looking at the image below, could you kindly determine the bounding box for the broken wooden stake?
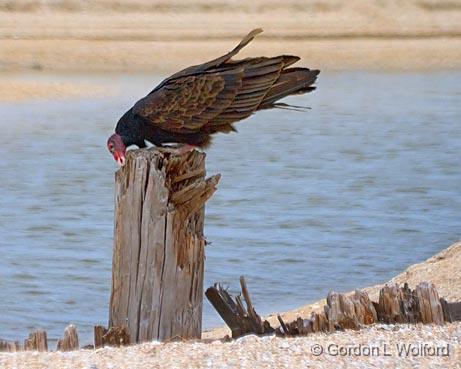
[94,325,108,349]
[205,284,244,338]
[209,279,459,339]
[205,276,273,339]
[240,276,265,334]
[109,148,220,343]
[93,325,131,348]
[0,340,21,352]
[352,290,377,325]
[374,282,445,325]
[57,325,79,351]
[325,291,363,331]
[24,330,47,352]
[276,315,290,335]
[101,326,131,347]
[415,282,444,324]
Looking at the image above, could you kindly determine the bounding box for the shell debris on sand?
[0,323,459,368]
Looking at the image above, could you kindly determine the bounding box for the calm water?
[0,71,460,345]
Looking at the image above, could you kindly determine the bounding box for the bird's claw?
[159,144,197,156]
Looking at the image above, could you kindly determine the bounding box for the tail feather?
[258,68,320,109]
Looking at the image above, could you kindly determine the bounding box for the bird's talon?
[160,144,196,155]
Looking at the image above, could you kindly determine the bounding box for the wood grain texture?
[0,340,21,352]
[205,277,274,339]
[415,282,444,324]
[109,148,219,342]
[93,325,108,348]
[57,325,79,351]
[208,279,454,338]
[24,330,47,352]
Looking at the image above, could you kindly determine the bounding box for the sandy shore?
[1,241,459,368]
[1,0,461,73]
[2,0,461,101]
[1,323,460,368]
[0,78,109,102]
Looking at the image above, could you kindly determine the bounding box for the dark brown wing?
[132,28,270,134]
[132,28,318,136]
[259,67,320,109]
[133,70,244,133]
[204,55,298,132]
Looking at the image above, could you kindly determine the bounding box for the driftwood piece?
[279,317,316,336]
[205,284,244,338]
[109,148,220,343]
[325,292,360,331]
[276,315,290,336]
[240,276,264,334]
[0,340,21,352]
[205,276,273,338]
[24,330,47,352]
[208,277,456,340]
[324,292,340,332]
[339,293,360,329]
[351,290,377,325]
[375,282,444,325]
[376,283,418,324]
[377,284,402,323]
[318,311,328,331]
[276,290,376,337]
[315,311,328,332]
[102,327,131,347]
[92,325,130,348]
[326,290,377,331]
[398,283,418,323]
[296,318,309,335]
[57,325,79,351]
[94,325,108,349]
[415,282,444,324]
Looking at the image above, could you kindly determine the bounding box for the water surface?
[0,71,460,344]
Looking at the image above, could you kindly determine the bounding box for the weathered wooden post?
[57,325,79,351]
[109,148,220,343]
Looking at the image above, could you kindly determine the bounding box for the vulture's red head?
[107,133,126,166]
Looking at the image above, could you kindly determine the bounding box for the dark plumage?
[107,28,319,165]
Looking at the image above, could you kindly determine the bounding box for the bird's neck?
[115,109,145,148]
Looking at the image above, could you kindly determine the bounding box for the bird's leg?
[159,143,197,155]
[176,144,197,155]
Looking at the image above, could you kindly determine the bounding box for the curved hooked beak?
[117,156,126,166]
[114,152,126,166]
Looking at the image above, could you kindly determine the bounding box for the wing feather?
[133,71,243,132]
[204,56,285,130]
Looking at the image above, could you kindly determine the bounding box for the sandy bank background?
[1,0,461,73]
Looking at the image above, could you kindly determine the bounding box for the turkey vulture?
[107,28,319,165]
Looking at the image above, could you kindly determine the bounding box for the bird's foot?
[159,144,197,156]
